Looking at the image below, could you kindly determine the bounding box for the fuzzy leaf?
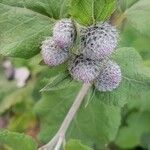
[119,23,150,60]
[34,81,81,143]
[40,73,73,92]
[0,68,16,102]
[7,111,36,133]
[70,0,116,25]
[118,0,139,11]
[65,139,93,150]
[67,97,121,149]
[84,87,95,108]
[126,0,150,37]
[0,3,54,58]
[115,111,150,148]
[0,80,34,114]
[0,129,37,150]
[0,90,23,115]
[140,133,150,149]
[0,0,69,19]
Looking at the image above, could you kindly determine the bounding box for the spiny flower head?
[53,18,76,49]
[41,37,69,66]
[94,60,122,92]
[80,22,119,60]
[68,54,100,83]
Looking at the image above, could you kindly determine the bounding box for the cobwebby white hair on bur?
[53,19,76,49]
[41,37,69,66]
[68,54,101,83]
[94,60,122,92]
[80,22,119,60]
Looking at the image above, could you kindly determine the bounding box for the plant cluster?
[41,19,121,92]
[0,0,150,150]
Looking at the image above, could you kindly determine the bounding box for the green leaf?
[119,23,150,60]
[34,81,81,143]
[118,0,139,11]
[40,73,73,92]
[114,48,150,111]
[124,0,139,8]
[0,129,37,150]
[0,3,54,58]
[140,133,150,149]
[0,0,70,19]
[84,86,95,107]
[0,80,35,114]
[95,47,150,107]
[115,127,139,148]
[34,81,121,148]
[126,0,150,37]
[0,68,16,103]
[0,90,24,115]
[41,0,70,19]
[8,113,35,132]
[115,111,150,148]
[70,0,116,25]
[65,139,93,150]
[67,99,121,149]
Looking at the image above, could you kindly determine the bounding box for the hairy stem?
[39,83,91,150]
